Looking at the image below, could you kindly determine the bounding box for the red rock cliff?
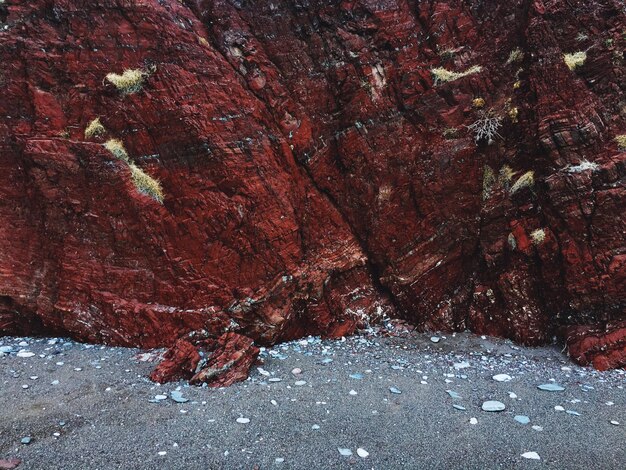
[1,0,624,379]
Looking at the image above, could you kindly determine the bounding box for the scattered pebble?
[291,368,302,375]
[311,425,320,430]
[349,373,363,380]
[538,383,565,392]
[157,451,167,456]
[532,425,544,431]
[338,448,352,457]
[294,380,306,386]
[482,401,506,412]
[349,390,358,396]
[430,336,440,343]
[566,410,581,416]
[357,448,369,458]
[469,418,478,425]
[275,457,285,463]
[492,374,512,382]
[453,404,466,411]
[446,390,461,399]
[16,351,35,358]
[20,437,31,445]
[236,417,250,424]
[514,415,530,424]
[170,391,189,403]
[610,420,619,426]
[389,387,401,394]
[554,406,565,411]
[521,452,541,460]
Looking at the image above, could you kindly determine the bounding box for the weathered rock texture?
[1,0,624,380]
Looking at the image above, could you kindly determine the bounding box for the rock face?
[1,0,624,380]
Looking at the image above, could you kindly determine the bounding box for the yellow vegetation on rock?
[103,138,129,162]
[85,118,106,139]
[530,228,546,245]
[506,48,524,65]
[564,51,587,71]
[129,163,164,203]
[499,165,515,185]
[106,69,145,94]
[510,171,535,194]
[614,134,626,150]
[473,98,486,108]
[482,165,496,201]
[431,65,483,85]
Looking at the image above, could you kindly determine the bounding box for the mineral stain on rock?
[0,0,624,384]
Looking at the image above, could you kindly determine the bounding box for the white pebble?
[469,418,478,425]
[16,351,35,358]
[349,390,358,396]
[357,448,369,458]
[492,374,512,382]
[236,417,250,424]
[554,406,565,411]
[521,452,540,460]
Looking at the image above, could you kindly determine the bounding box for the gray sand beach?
[1,331,624,469]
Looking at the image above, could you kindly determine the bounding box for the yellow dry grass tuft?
[530,228,546,245]
[473,97,486,108]
[106,69,145,94]
[499,165,515,184]
[129,163,164,203]
[431,65,482,85]
[614,134,626,150]
[510,171,535,194]
[564,51,587,71]
[103,139,130,162]
[506,48,524,65]
[85,118,106,139]
[482,165,496,201]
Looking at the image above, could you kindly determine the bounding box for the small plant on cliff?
[564,51,587,71]
[499,165,515,187]
[431,65,482,85]
[530,228,546,245]
[615,134,626,150]
[472,97,486,108]
[506,48,524,65]
[106,69,146,94]
[482,165,496,201]
[129,163,164,203]
[103,139,130,162]
[467,111,502,143]
[510,171,535,194]
[442,128,459,139]
[85,118,106,139]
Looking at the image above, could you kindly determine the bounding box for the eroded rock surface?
[1,0,624,381]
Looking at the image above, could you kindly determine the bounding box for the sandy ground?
[0,331,624,470]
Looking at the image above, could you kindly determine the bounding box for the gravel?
[0,331,624,469]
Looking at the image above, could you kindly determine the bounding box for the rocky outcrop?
[1,0,624,382]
